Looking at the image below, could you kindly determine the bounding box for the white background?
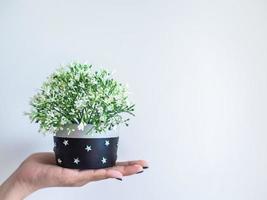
[1,0,267,199]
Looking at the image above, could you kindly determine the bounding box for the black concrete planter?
[53,125,119,169]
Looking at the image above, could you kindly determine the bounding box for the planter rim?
[55,124,119,139]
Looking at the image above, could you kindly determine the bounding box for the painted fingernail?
[136,170,144,174]
[143,166,149,169]
[115,178,123,181]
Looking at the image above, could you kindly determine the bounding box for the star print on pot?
[101,157,107,164]
[57,158,62,164]
[53,136,119,169]
[73,158,80,165]
[63,140,69,146]
[105,140,110,146]
[85,145,92,152]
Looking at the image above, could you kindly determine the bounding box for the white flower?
[92,79,98,84]
[79,83,85,88]
[107,105,113,111]
[75,74,80,80]
[68,81,74,87]
[27,62,135,135]
[78,122,87,131]
[48,111,55,118]
[100,115,106,122]
[114,95,120,101]
[104,97,113,104]
[96,106,104,114]
[44,88,51,96]
[74,97,87,110]
[60,118,68,126]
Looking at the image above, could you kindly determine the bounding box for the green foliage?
[26,62,135,134]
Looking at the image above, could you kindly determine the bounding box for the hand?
[0,152,149,200]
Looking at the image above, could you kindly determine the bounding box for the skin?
[0,153,149,200]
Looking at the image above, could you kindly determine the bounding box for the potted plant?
[26,62,135,169]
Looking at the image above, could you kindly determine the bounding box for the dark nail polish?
[143,166,149,169]
[136,171,144,174]
[116,178,123,181]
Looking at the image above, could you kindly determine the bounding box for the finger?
[103,169,123,180]
[78,168,123,182]
[109,164,143,176]
[116,160,149,168]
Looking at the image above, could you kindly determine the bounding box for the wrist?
[0,172,35,200]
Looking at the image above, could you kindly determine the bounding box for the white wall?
[1,0,267,199]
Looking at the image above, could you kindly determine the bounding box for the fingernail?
[115,178,123,181]
[136,170,144,174]
[143,166,149,169]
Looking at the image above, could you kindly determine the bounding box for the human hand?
[0,152,149,200]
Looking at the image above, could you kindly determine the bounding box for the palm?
[15,153,147,191]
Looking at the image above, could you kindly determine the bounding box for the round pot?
[53,124,119,169]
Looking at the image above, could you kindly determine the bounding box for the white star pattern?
[63,140,69,146]
[105,140,110,146]
[101,157,107,164]
[85,145,92,152]
[57,158,62,164]
[54,139,118,167]
[74,158,80,165]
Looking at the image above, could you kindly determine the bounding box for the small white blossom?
[74,97,87,110]
[92,79,97,84]
[107,105,113,111]
[27,62,135,134]
[48,111,55,118]
[96,106,104,114]
[78,122,87,131]
[75,74,80,80]
[100,115,106,122]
